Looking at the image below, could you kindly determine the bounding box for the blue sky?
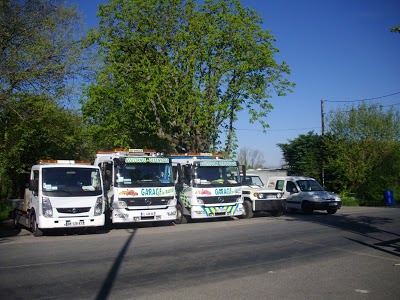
[74,0,400,166]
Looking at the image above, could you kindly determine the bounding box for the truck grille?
[121,197,173,206]
[200,195,239,204]
[57,207,91,214]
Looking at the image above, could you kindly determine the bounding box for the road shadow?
[286,207,400,258]
[0,219,22,241]
[96,228,136,300]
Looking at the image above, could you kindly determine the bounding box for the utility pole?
[321,98,325,186]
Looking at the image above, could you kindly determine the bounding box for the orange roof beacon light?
[38,159,90,165]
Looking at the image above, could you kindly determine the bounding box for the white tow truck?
[94,149,177,225]
[171,153,243,223]
[240,172,286,218]
[8,160,105,236]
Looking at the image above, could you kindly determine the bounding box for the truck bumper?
[38,214,105,229]
[111,206,177,223]
[254,199,286,211]
[191,203,244,219]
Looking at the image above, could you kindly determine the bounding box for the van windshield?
[42,167,102,197]
[296,180,325,192]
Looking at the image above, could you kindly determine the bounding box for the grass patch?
[0,201,13,222]
[340,192,362,206]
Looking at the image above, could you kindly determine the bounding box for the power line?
[325,91,400,103]
[236,127,320,132]
[333,102,400,113]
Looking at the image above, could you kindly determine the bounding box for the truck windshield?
[296,180,325,192]
[193,166,240,186]
[116,163,174,187]
[241,175,264,186]
[42,167,102,197]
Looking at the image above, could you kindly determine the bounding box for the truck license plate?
[141,212,156,216]
[65,220,84,226]
[329,202,337,206]
[215,207,226,213]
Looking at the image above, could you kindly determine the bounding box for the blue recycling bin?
[384,190,394,206]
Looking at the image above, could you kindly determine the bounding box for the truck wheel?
[327,208,337,214]
[13,210,20,228]
[174,205,188,224]
[241,201,254,219]
[271,210,283,217]
[31,214,44,237]
[301,202,313,215]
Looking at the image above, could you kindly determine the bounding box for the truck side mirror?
[240,165,246,178]
[177,163,183,182]
[29,179,39,193]
[184,165,192,178]
[104,179,111,191]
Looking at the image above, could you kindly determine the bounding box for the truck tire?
[31,214,44,237]
[174,205,188,224]
[13,210,20,229]
[241,201,254,219]
[327,208,337,214]
[271,210,283,217]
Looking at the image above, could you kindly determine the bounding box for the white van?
[266,176,341,214]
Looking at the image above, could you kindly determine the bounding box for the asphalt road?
[0,207,399,300]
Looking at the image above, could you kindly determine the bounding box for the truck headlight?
[168,198,177,206]
[116,201,127,208]
[94,196,103,216]
[42,197,53,218]
[254,193,265,199]
[277,193,283,199]
[196,199,204,204]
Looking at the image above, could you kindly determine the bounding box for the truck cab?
[171,153,243,223]
[240,173,286,218]
[266,176,342,214]
[94,149,177,225]
[10,160,105,236]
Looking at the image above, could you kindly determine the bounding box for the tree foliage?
[390,25,400,33]
[0,0,93,200]
[326,103,400,204]
[82,0,294,154]
[277,131,324,181]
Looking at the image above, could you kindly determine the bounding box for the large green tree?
[82,0,294,154]
[326,103,400,204]
[277,131,324,182]
[0,0,93,200]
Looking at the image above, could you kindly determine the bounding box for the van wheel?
[301,202,313,214]
[174,205,188,224]
[241,201,254,219]
[327,208,337,214]
[31,214,43,237]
